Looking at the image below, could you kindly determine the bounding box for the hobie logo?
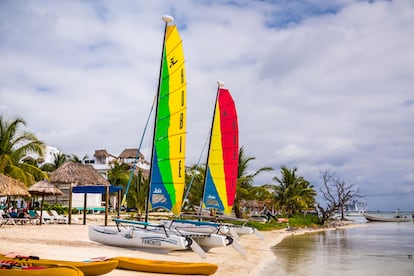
[153,188,162,194]
[207,195,216,200]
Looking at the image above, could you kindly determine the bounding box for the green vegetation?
[0,115,47,186]
[1,113,352,227]
[268,166,317,217]
[234,146,274,217]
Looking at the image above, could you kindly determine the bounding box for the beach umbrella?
[29,180,63,225]
[50,161,110,186]
[50,162,110,224]
[0,174,31,197]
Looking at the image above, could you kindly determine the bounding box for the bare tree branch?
[318,169,365,223]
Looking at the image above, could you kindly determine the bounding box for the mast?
[145,15,173,223]
[199,81,224,216]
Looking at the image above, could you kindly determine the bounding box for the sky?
[1,0,413,211]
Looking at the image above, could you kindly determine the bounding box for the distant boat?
[346,209,366,217]
[345,200,367,217]
[364,213,412,222]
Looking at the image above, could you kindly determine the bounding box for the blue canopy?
[72,185,122,194]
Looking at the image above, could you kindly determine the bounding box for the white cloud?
[1,0,413,211]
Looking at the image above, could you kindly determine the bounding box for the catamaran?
[162,82,263,243]
[159,82,253,254]
[89,15,204,256]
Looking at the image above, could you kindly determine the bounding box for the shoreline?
[0,217,359,275]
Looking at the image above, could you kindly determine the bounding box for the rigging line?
[198,84,221,216]
[145,18,170,223]
[181,134,210,212]
[121,95,156,206]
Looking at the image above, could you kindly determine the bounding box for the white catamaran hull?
[228,225,255,236]
[88,225,191,251]
[171,229,233,251]
[160,220,230,235]
[158,220,248,254]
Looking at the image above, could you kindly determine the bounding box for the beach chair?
[36,210,54,224]
[50,210,68,224]
[0,209,15,226]
[28,210,41,225]
[12,211,30,225]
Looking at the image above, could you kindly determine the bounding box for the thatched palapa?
[50,161,109,186]
[29,180,64,196]
[0,174,31,197]
[49,162,111,225]
[29,180,63,225]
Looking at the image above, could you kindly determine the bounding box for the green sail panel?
[150,24,186,215]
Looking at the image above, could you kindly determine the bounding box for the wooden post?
[117,190,121,217]
[39,192,44,226]
[68,184,72,225]
[105,185,109,226]
[83,193,87,225]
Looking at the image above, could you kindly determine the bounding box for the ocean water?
[262,217,414,276]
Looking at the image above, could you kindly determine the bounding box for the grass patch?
[245,214,321,231]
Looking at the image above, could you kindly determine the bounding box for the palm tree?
[39,152,68,172]
[183,146,273,217]
[234,146,273,217]
[182,164,206,211]
[270,166,316,216]
[53,152,68,168]
[68,154,89,163]
[0,115,47,185]
[108,162,148,213]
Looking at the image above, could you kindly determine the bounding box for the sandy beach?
[0,216,352,275]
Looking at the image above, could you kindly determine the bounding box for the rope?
[121,96,156,206]
[181,134,209,211]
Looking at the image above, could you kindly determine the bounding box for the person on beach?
[264,207,278,222]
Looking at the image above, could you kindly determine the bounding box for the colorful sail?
[203,87,239,214]
[149,17,186,215]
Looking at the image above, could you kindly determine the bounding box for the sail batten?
[202,87,238,215]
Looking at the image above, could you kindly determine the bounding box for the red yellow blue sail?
[203,86,239,214]
[149,17,186,215]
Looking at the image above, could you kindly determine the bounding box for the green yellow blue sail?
[203,85,238,215]
[149,16,186,215]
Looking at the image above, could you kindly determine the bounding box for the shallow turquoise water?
[262,218,414,276]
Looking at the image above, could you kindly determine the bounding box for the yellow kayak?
[113,256,218,275]
[0,260,83,276]
[0,255,117,276]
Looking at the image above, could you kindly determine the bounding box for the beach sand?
[0,216,351,275]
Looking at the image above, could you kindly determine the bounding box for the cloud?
[1,0,413,211]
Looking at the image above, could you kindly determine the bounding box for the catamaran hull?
[88,225,190,251]
[229,225,255,236]
[190,234,233,251]
[160,220,230,234]
[157,221,233,251]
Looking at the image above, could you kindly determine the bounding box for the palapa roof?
[94,149,115,158]
[29,180,63,196]
[0,174,31,197]
[118,148,144,159]
[50,161,109,186]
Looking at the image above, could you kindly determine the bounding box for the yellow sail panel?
[150,24,186,215]
[203,88,238,214]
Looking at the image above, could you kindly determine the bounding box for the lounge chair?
[28,210,41,225]
[0,210,15,226]
[50,210,68,224]
[36,210,55,224]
